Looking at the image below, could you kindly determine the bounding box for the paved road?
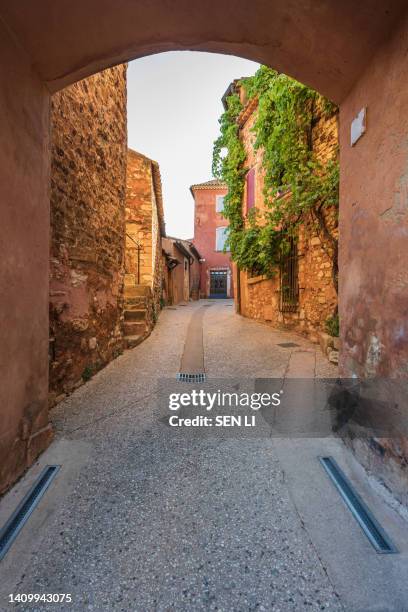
[1,301,407,612]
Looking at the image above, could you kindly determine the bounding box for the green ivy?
[212,66,339,287]
[325,313,340,337]
[212,92,246,240]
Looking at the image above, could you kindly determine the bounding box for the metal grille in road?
[0,465,60,561]
[319,456,397,554]
[177,373,206,383]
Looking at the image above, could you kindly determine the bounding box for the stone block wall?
[49,65,127,403]
[125,149,165,328]
[237,94,338,340]
[239,210,338,340]
[126,150,155,286]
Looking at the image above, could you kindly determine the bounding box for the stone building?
[230,81,338,342]
[124,149,166,347]
[191,180,234,299]
[49,65,128,404]
[162,237,201,305]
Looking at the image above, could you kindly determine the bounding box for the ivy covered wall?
[213,67,339,339]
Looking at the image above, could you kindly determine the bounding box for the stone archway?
[1,0,404,100]
[0,0,407,493]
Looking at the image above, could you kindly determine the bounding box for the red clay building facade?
[191,180,233,299]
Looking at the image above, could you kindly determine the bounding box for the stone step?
[124,273,137,287]
[124,320,146,335]
[124,296,148,307]
[125,334,145,349]
[124,308,146,321]
[124,284,152,298]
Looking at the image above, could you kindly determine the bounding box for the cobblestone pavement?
[1,301,407,612]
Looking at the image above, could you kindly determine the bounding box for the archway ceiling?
[0,0,406,102]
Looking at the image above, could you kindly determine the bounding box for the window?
[215,226,230,252]
[279,237,299,312]
[216,195,225,212]
[246,168,255,211]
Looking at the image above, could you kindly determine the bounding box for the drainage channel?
[319,456,397,554]
[0,465,60,561]
[177,304,212,383]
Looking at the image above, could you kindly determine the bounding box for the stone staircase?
[123,284,151,349]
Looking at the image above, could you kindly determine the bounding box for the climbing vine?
[212,66,339,289]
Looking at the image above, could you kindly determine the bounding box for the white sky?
[127,52,259,238]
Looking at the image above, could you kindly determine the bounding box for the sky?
[127,52,259,238]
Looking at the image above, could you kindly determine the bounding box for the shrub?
[325,314,339,337]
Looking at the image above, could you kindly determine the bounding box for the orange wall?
[192,186,233,298]
[0,22,52,494]
[340,10,408,380]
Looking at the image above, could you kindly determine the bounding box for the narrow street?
[1,302,407,611]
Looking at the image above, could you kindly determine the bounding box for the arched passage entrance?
[0,0,407,493]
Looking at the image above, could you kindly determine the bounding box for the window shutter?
[216,195,225,212]
[246,168,255,210]
[215,227,230,252]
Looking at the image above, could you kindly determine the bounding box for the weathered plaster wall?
[237,97,338,340]
[340,11,408,380]
[2,1,404,104]
[339,11,408,500]
[49,66,127,402]
[0,24,52,494]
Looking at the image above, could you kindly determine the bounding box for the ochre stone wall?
[125,149,165,328]
[237,96,338,341]
[49,65,127,403]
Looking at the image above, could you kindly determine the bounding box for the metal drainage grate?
[177,373,206,383]
[0,465,60,561]
[319,456,397,554]
[277,342,299,348]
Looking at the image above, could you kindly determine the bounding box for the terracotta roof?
[150,160,166,238]
[190,178,226,189]
[237,96,258,128]
[221,78,247,110]
[164,236,202,261]
[190,179,227,197]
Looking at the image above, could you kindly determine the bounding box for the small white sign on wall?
[351,108,366,146]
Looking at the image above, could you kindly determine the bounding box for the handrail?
[126,233,143,249]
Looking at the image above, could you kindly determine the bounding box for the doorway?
[210,270,227,298]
